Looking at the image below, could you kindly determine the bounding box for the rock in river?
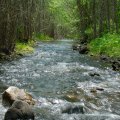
[2,86,35,107]
[4,100,34,120]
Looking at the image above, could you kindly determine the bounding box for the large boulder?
[2,86,35,107]
[4,100,34,120]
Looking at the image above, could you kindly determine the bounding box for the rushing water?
[0,40,120,120]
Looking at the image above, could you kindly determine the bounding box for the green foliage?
[89,34,120,58]
[35,33,53,41]
[49,0,79,38]
[15,40,35,55]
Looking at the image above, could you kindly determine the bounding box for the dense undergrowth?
[88,34,120,58]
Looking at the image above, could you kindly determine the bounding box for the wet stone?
[63,94,80,102]
[89,72,100,77]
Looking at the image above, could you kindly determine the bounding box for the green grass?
[88,33,120,58]
[15,40,35,55]
[35,33,53,42]
[15,33,53,56]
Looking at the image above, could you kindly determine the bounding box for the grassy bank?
[88,34,120,58]
[15,34,53,55]
[15,40,35,55]
[0,41,35,61]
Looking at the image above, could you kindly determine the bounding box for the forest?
[0,0,120,59]
[0,0,120,120]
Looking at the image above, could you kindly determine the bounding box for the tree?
[76,0,120,42]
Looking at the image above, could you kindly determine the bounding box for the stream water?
[0,40,120,120]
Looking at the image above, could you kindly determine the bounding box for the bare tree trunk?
[106,0,110,32]
[99,0,104,36]
[92,0,97,38]
[113,0,119,33]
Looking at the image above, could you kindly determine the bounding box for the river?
[0,40,120,120]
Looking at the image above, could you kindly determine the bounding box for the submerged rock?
[2,86,35,107]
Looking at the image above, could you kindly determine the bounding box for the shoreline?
[72,43,120,72]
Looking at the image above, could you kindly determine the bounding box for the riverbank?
[15,34,53,55]
[88,34,120,71]
[0,40,36,61]
[73,33,120,71]
[88,34,120,58]
[15,40,35,55]
[0,34,54,61]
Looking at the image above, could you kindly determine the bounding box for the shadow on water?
[0,39,120,119]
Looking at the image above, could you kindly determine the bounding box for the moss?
[88,33,120,58]
[15,40,35,55]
